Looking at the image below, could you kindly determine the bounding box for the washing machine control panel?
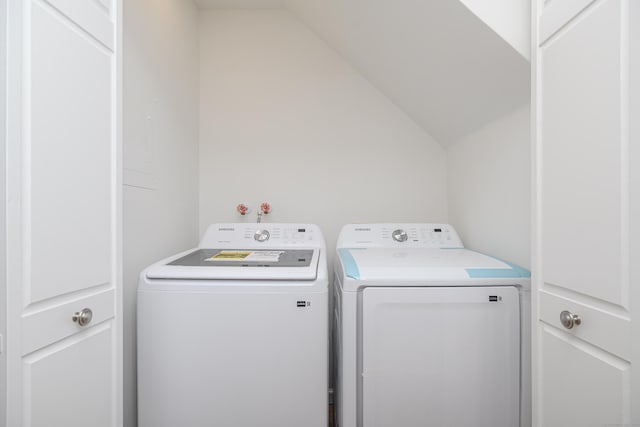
[200,223,325,247]
[336,223,464,249]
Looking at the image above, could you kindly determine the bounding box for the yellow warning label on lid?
[207,251,252,260]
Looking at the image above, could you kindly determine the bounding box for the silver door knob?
[72,308,93,327]
[560,310,581,330]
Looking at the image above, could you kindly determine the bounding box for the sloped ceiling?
[459,0,530,60]
[195,0,530,144]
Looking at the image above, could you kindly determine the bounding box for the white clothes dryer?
[333,224,531,427]
[138,223,328,427]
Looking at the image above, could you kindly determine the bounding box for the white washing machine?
[333,223,531,427]
[138,223,328,427]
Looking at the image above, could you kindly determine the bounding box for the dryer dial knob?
[254,229,270,242]
[392,229,408,242]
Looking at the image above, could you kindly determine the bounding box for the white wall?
[198,9,448,263]
[447,105,530,269]
[123,1,200,426]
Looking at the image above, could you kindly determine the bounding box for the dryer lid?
[146,248,320,281]
[338,248,530,282]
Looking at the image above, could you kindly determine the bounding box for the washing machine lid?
[146,248,320,281]
[338,248,530,282]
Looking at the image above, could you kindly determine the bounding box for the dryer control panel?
[336,223,464,249]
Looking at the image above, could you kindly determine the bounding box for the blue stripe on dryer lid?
[464,251,531,279]
[338,248,361,280]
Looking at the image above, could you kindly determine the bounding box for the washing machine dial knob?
[254,229,270,242]
[392,229,408,242]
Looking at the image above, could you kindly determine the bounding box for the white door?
[4,0,122,426]
[533,0,639,425]
[361,286,520,427]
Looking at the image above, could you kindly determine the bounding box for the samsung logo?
[354,228,371,232]
[218,227,235,231]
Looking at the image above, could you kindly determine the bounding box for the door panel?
[540,327,630,427]
[21,289,115,355]
[44,0,114,49]
[534,0,636,424]
[28,0,113,305]
[24,324,115,427]
[94,0,112,14]
[361,286,520,427]
[539,0,597,43]
[538,290,631,360]
[541,0,626,309]
[5,0,121,425]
